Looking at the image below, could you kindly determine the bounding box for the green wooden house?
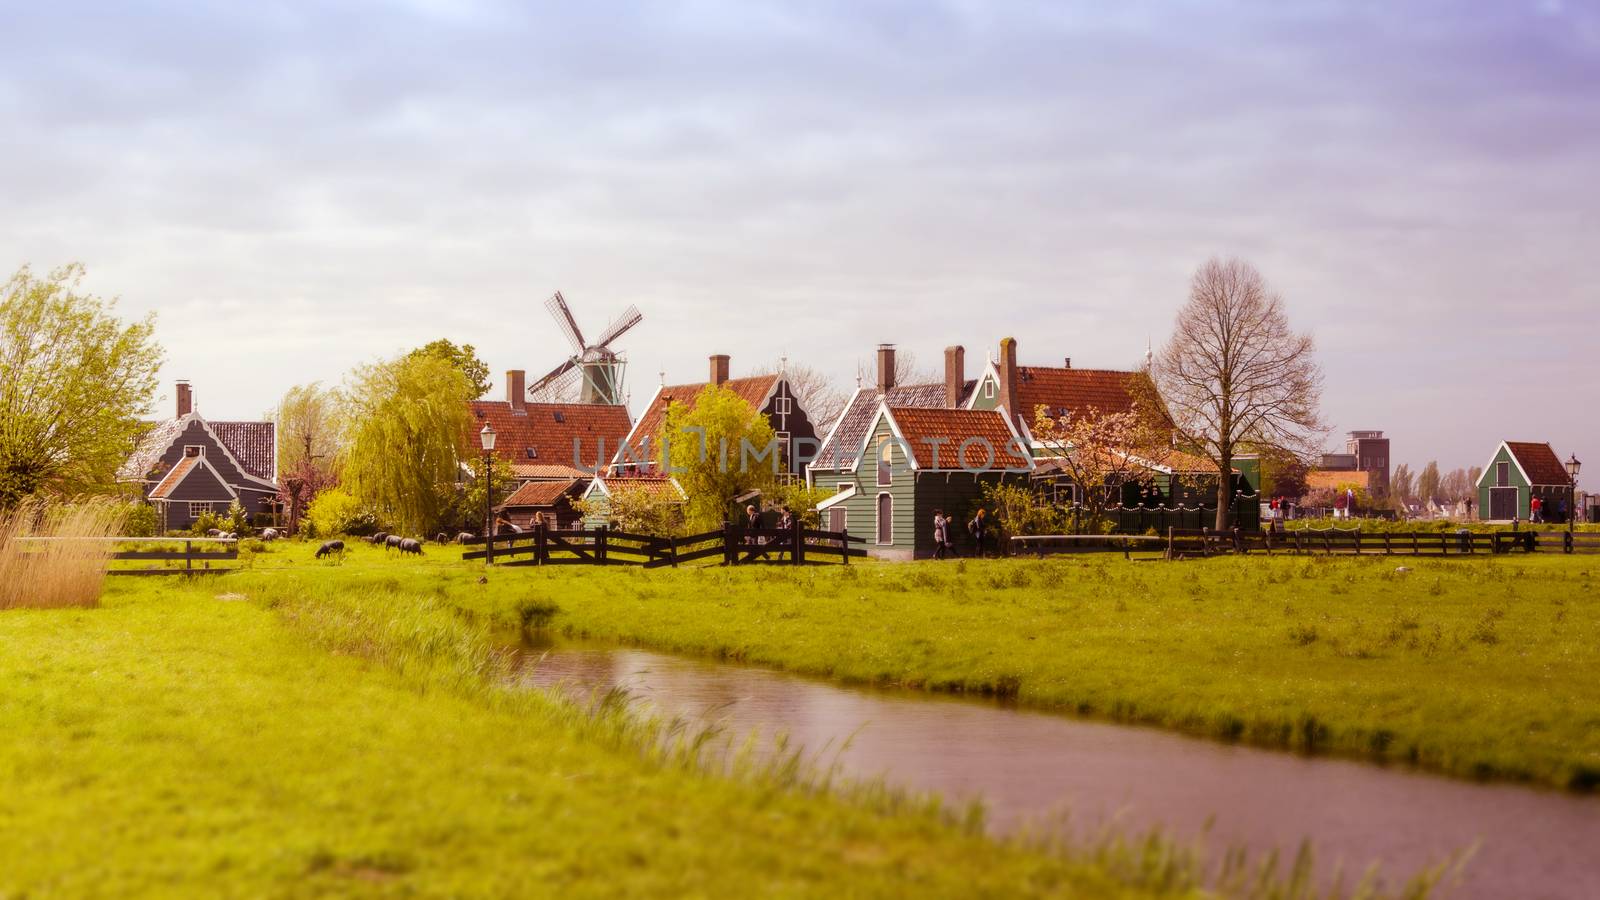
[1475,441,1575,522]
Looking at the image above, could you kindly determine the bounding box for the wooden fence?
[462,521,866,568]
[1010,527,1599,559]
[15,536,242,576]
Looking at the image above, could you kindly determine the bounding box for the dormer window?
[183,445,204,458]
[526,447,538,459]
[553,411,565,423]
[982,380,996,400]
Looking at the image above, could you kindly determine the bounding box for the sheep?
[367,532,389,545]
[397,538,423,556]
[456,532,475,544]
[314,540,345,559]
[384,534,403,551]
[205,528,223,537]
[259,528,280,541]
[435,532,449,544]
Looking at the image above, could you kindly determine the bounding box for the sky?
[2,0,1597,473]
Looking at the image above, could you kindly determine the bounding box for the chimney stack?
[944,345,965,408]
[506,370,526,413]
[709,354,730,386]
[175,380,193,418]
[997,337,1020,424]
[1063,357,1071,369]
[876,344,896,395]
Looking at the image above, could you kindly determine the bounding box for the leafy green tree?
[659,385,778,532]
[1418,461,1441,501]
[0,264,163,507]
[304,487,365,538]
[274,382,344,534]
[575,485,687,536]
[409,339,491,399]
[451,454,513,535]
[340,353,474,535]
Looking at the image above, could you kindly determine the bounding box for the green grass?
[224,540,1600,791]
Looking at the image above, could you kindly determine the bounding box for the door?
[828,507,845,534]
[1489,487,1518,521]
[876,493,893,544]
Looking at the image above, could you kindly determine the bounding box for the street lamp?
[480,422,497,565]
[1566,454,1582,534]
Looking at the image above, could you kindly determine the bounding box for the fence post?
[1201,526,1211,557]
[1166,526,1174,560]
[793,517,805,565]
[534,520,547,566]
[841,527,850,564]
[723,519,735,566]
[1232,526,1243,555]
[1566,531,1574,554]
[1354,528,1362,556]
[185,539,193,572]
[596,524,608,565]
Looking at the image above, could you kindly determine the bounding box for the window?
[774,396,791,416]
[776,432,790,471]
[1497,461,1510,487]
[876,436,893,486]
[183,445,204,458]
[525,447,539,459]
[982,380,996,400]
[188,501,213,519]
[553,411,565,423]
[836,482,851,494]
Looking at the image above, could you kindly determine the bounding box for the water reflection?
[513,642,1600,900]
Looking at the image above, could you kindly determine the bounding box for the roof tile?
[470,401,632,472]
[1506,441,1572,486]
[887,407,1031,470]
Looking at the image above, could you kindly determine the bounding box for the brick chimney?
[709,354,730,386]
[944,345,965,408]
[175,380,193,418]
[876,344,896,394]
[997,337,1019,424]
[506,370,526,413]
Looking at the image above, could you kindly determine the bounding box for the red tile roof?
[616,375,779,470]
[1014,367,1146,424]
[595,475,687,501]
[1506,441,1572,486]
[469,401,631,473]
[887,407,1031,470]
[499,479,581,509]
[210,421,277,482]
[147,456,201,499]
[1307,469,1370,491]
[508,463,587,480]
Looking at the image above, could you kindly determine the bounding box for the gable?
[613,374,781,471]
[149,456,237,502]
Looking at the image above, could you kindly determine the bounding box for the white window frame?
[875,436,892,487]
[875,491,893,545]
[836,481,851,494]
[982,380,996,400]
[774,396,791,416]
[188,501,212,519]
[183,445,205,458]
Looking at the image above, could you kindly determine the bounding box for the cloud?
[0,0,1596,469]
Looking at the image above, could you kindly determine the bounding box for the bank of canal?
[513,641,1600,900]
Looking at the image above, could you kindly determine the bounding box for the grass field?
[204,540,1599,791]
[3,574,1211,898]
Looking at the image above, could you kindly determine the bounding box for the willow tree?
[1153,258,1324,529]
[340,353,473,535]
[659,385,778,532]
[0,264,162,507]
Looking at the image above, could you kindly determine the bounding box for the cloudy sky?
[3,0,1596,472]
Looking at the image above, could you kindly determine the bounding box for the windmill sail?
[530,291,643,406]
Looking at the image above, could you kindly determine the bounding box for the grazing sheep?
[314,540,345,559]
[434,532,449,544]
[398,538,423,556]
[384,534,403,551]
[221,532,237,541]
[368,532,389,545]
[205,528,223,537]
[260,528,279,541]
[456,532,475,544]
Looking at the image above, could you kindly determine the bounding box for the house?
[610,355,819,478]
[579,474,688,528]
[469,369,633,478]
[815,402,1032,559]
[495,479,585,531]
[1475,441,1575,522]
[117,381,279,531]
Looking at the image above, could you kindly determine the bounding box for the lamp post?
[480,422,497,565]
[1566,454,1582,535]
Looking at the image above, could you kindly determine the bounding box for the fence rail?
[462,521,866,567]
[1007,527,1598,559]
[15,536,241,575]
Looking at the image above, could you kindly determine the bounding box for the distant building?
[1319,430,1390,496]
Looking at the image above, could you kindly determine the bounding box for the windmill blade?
[529,366,582,404]
[593,304,643,349]
[545,291,587,353]
[527,357,577,395]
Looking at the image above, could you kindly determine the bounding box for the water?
[512,642,1600,899]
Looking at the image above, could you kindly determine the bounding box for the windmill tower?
[527,291,643,406]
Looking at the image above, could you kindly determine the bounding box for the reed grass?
[0,497,126,609]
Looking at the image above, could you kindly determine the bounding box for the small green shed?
[1475,441,1574,522]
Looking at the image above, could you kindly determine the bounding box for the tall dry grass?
[0,497,128,609]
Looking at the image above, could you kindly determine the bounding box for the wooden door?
[876,493,892,544]
[1489,487,1518,521]
[828,507,845,533]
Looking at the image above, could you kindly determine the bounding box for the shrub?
[305,488,369,538]
[122,502,159,537]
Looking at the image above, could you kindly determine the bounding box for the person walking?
[932,509,954,560]
[744,504,765,561]
[969,508,990,558]
[1531,495,1544,524]
[775,506,794,561]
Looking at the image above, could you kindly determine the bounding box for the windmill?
[527,291,643,406]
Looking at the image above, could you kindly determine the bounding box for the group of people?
[931,507,990,559]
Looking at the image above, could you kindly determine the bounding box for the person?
[1345,488,1356,519]
[1557,498,1569,525]
[1531,495,1543,524]
[932,509,954,560]
[744,503,765,560]
[775,506,794,561]
[968,508,989,557]
[1332,491,1347,520]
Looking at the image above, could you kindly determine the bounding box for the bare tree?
[1031,402,1173,531]
[1153,258,1324,529]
